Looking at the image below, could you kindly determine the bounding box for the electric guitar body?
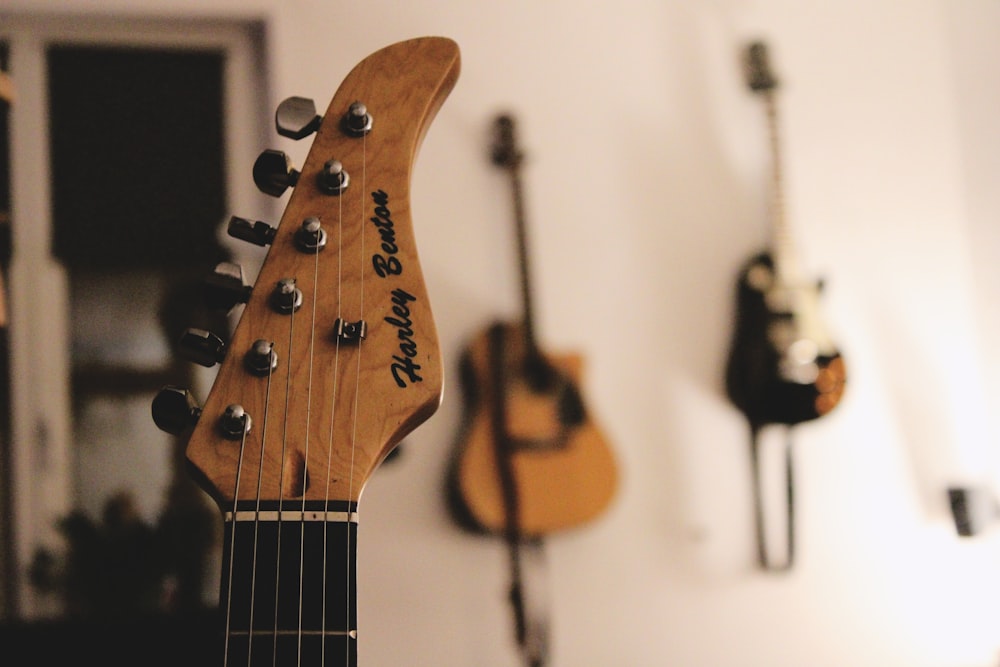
[726,251,845,426]
[724,43,845,429]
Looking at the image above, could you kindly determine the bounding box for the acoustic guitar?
[152,37,459,666]
[447,114,617,538]
[445,113,616,666]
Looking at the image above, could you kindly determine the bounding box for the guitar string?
[223,392,252,667]
[247,348,274,667]
[223,360,259,665]
[320,153,346,667]
[270,315,296,667]
[344,128,368,667]
[296,219,324,667]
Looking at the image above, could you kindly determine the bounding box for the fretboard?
[218,500,359,667]
[761,89,802,287]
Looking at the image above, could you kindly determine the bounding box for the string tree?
[334,318,367,344]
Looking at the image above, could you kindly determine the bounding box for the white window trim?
[0,14,272,618]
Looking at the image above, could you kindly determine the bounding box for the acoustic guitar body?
[447,320,617,537]
[725,251,846,427]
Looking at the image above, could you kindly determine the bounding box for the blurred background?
[0,1,998,665]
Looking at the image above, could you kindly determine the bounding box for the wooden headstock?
[182,37,459,506]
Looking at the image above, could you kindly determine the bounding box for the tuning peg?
[253,149,299,197]
[341,101,373,136]
[178,328,227,367]
[203,261,252,312]
[151,385,202,435]
[227,215,276,247]
[276,96,322,140]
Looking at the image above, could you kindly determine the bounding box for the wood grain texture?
[184,37,459,505]
[450,321,617,537]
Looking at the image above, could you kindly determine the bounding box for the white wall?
[4,0,1000,665]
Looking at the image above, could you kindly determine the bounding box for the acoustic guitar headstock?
[153,37,459,506]
[744,40,778,94]
[490,113,524,171]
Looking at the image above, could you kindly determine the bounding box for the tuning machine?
[253,149,299,197]
[276,96,322,140]
[152,386,202,435]
[203,261,252,312]
[178,328,227,368]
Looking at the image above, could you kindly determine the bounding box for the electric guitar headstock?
[154,37,460,508]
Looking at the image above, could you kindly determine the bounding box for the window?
[0,15,271,619]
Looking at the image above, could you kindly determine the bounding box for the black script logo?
[371,189,403,278]
[385,288,423,388]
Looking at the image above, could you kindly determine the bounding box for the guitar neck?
[219,501,359,667]
[508,163,542,363]
[761,89,802,286]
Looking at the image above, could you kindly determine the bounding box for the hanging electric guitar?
[725,41,846,429]
[724,41,846,571]
[152,37,459,666]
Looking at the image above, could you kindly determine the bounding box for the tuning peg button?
[203,261,252,312]
[228,216,276,247]
[276,96,322,140]
[151,386,202,435]
[178,328,227,367]
[253,149,299,197]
